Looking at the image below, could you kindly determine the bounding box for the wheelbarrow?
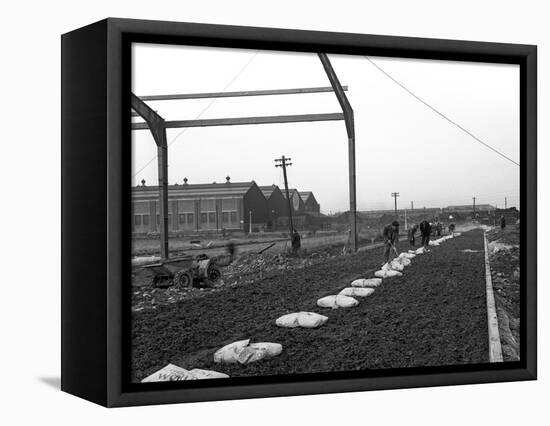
[143,253,222,288]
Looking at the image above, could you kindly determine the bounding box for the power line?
[132,51,260,179]
[364,56,520,167]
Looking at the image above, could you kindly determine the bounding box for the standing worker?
[500,215,506,229]
[291,229,301,256]
[408,223,418,247]
[382,220,400,265]
[419,220,432,249]
[449,223,456,236]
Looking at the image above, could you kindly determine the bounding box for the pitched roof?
[299,191,316,203]
[281,188,302,200]
[133,181,257,198]
[258,185,282,198]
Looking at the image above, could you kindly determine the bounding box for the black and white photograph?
[130,43,521,383]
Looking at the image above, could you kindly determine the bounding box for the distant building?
[132,178,322,234]
[281,188,305,214]
[444,204,495,212]
[131,177,268,234]
[259,185,287,222]
[299,191,321,216]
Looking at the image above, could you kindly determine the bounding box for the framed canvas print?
[61,18,537,407]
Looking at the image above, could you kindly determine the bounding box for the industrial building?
[299,191,321,216]
[444,204,495,212]
[259,185,287,223]
[132,178,320,235]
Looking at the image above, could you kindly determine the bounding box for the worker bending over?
[382,220,400,265]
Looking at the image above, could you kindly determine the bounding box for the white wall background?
[0,0,546,423]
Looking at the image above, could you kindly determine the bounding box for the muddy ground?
[131,229,489,381]
[486,224,520,361]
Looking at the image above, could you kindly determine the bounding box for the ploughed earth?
[131,229,489,382]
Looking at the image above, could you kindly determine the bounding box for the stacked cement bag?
[394,256,411,267]
[374,268,403,278]
[339,287,375,298]
[389,259,405,271]
[400,252,416,259]
[351,278,382,288]
[276,312,328,328]
[317,294,359,309]
[141,363,229,382]
[237,343,283,364]
[214,339,283,365]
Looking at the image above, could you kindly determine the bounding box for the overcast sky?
[131,43,520,214]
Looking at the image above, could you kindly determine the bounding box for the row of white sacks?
[142,233,462,382]
[142,339,285,382]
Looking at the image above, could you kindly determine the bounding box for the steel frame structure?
[132,55,355,258]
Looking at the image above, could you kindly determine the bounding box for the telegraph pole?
[473,196,476,213]
[411,201,414,210]
[391,192,400,219]
[275,155,294,235]
[505,197,507,209]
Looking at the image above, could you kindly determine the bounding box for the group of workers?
[382,219,456,265]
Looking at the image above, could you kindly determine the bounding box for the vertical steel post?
[319,53,357,252]
[156,131,169,259]
[131,93,170,259]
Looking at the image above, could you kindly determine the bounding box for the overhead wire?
[364,56,520,167]
[132,51,260,179]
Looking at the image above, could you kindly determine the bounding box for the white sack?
[415,247,426,254]
[351,278,382,288]
[339,287,375,297]
[214,340,283,365]
[399,252,416,259]
[275,312,328,328]
[188,369,230,380]
[374,269,403,278]
[213,339,250,364]
[396,257,411,266]
[141,364,229,382]
[390,260,405,271]
[236,342,283,365]
[141,364,192,382]
[317,294,359,309]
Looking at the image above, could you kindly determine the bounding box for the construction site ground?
[132,228,491,382]
[486,224,521,361]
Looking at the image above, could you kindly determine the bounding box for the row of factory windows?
[133,210,239,227]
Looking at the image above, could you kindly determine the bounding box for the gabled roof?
[281,188,302,200]
[258,185,282,199]
[133,181,257,198]
[299,191,317,203]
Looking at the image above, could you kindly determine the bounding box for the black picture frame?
[61,17,537,407]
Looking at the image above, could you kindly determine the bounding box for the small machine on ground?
[143,254,222,288]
